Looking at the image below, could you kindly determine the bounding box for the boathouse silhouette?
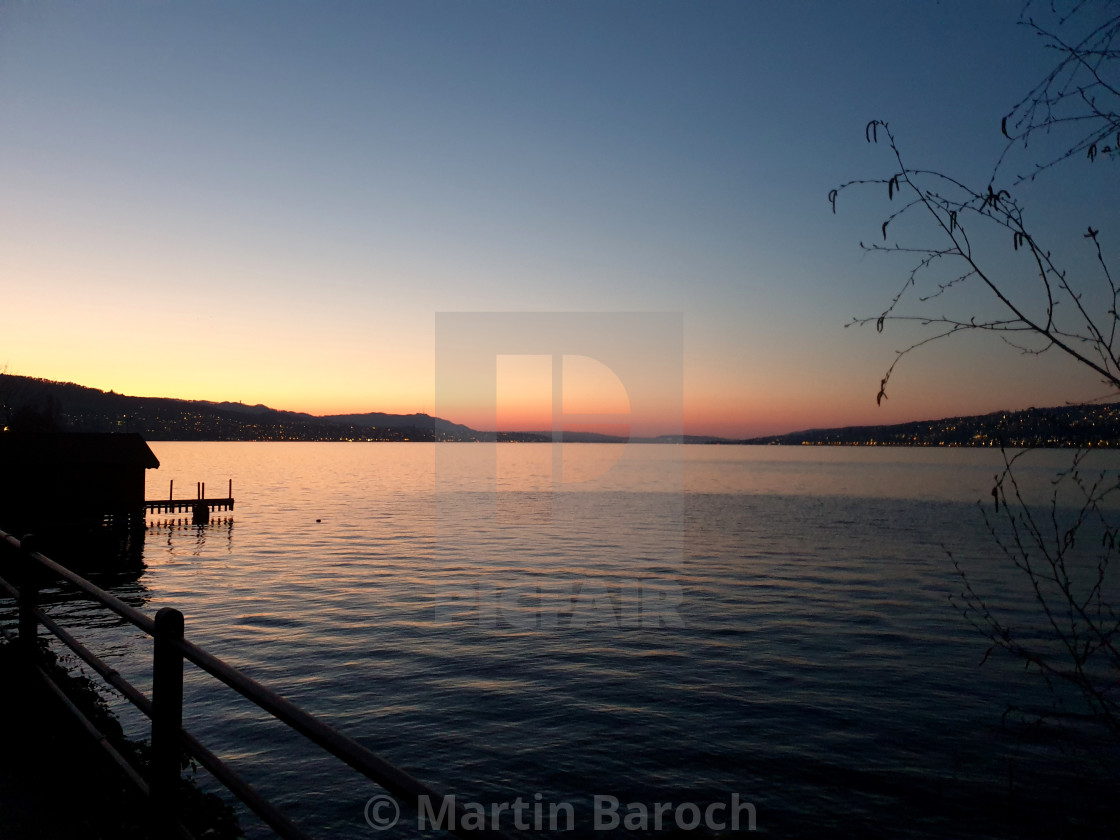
[0,432,159,536]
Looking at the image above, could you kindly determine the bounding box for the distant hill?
[4,373,1118,446]
[513,430,729,444]
[738,403,1120,448]
[0,374,732,443]
[0,375,482,441]
[320,411,476,436]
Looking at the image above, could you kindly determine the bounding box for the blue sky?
[1,1,1112,435]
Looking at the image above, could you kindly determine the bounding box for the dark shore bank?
[0,637,241,839]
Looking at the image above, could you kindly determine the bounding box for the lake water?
[6,443,1120,838]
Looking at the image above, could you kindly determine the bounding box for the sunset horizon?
[3,2,1113,444]
[3,3,1118,835]
[1,364,1100,441]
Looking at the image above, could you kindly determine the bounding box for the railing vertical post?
[151,607,185,818]
[18,535,40,660]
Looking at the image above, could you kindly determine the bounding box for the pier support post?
[17,535,40,661]
[151,607,185,819]
[192,502,210,526]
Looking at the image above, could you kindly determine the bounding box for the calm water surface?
[9,443,1120,838]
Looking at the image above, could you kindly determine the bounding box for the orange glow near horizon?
[8,351,1084,441]
[562,355,630,417]
[10,331,1101,441]
[496,355,553,432]
[494,354,636,435]
[7,252,1098,439]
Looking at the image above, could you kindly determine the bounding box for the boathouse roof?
[0,433,160,469]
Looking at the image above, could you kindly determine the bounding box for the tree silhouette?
[833,3,1119,405]
[834,0,1120,766]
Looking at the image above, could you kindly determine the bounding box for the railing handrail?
[0,528,507,840]
[173,634,452,810]
[1,531,156,634]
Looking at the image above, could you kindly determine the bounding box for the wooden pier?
[144,479,234,515]
[145,479,233,526]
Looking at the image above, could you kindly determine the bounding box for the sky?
[1,0,1115,437]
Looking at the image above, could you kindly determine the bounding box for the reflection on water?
[0,517,238,750]
[148,516,236,557]
[5,443,1119,839]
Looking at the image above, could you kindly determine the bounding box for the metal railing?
[0,529,506,839]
